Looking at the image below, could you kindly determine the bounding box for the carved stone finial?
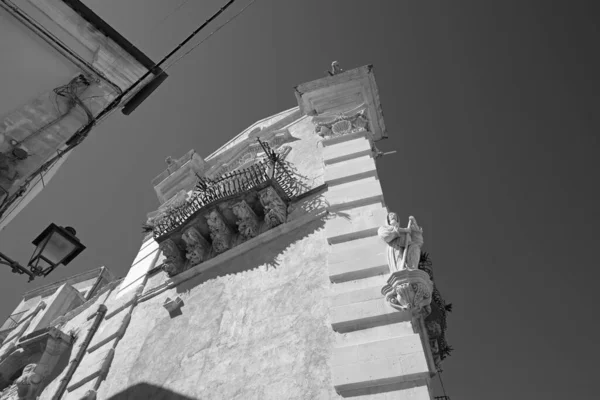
[165,156,174,166]
[231,200,259,240]
[181,226,210,266]
[329,61,343,76]
[258,187,287,229]
[381,269,433,316]
[159,239,185,277]
[205,210,233,254]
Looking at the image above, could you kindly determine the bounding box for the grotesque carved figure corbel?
[231,200,259,240]
[205,210,233,254]
[258,187,287,229]
[15,364,42,400]
[159,239,185,277]
[181,226,210,265]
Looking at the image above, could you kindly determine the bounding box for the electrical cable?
[152,0,193,29]
[1,0,245,218]
[163,0,257,72]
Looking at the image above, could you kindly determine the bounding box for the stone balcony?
[144,157,302,278]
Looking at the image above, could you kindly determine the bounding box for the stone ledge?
[323,135,372,165]
[325,204,388,245]
[330,297,411,333]
[331,339,429,394]
[324,156,377,186]
[335,321,416,348]
[325,177,384,213]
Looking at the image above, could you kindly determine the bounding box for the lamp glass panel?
[39,231,76,265]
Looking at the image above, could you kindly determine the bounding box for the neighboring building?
[0,0,167,232]
[0,64,451,399]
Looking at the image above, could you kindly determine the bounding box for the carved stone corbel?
[205,210,233,254]
[15,328,71,400]
[231,200,259,240]
[181,226,210,265]
[381,269,433,316]
[159,239,185,277]
[258,187,287,229]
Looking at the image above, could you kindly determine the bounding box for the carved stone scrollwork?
[181,227,210,265]
[205,210,233,254]
[381,269,433,316]
[159,239,185,277]
[231,200,259,240]
[313,105,369,138]
[258,187,287,229]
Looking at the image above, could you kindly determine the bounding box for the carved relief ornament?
[159,239,185,277]
[258,187,287,229]
[205,210,233,254]
[231,200,259,240]
[313,106,369,138]
[181,226,210,265]
[381,269,433,316]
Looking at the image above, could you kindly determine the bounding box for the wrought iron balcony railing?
[435,396,451,400]
[148,157,300,240]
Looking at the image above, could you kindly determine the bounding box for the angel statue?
[405,216,424,270]
[377,212,412,272]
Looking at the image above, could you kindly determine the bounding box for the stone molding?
[381,270,433,316]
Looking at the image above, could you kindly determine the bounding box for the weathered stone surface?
[97,218,340,400]
[330,296,410,333]
[331,335,429,393]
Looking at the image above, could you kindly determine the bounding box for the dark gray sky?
[1,1,599,399]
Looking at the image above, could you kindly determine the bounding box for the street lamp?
[0,223,86,282]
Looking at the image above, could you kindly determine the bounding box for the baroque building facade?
[0,64,450,399]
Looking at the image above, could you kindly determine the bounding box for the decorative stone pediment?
[381,269,433,316]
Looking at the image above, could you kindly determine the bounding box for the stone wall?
[98,217,335,400]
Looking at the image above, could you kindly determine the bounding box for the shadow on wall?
[174,209,329,295]
[107,382,197,400]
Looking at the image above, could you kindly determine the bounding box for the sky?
[1,1,599,399]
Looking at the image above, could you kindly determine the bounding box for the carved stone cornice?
[258,187,287,229]
[381,269,433,316]
[159,239,185,277]
[181,226,210,266]
[205,209,233,254]
[231,200,259,240]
